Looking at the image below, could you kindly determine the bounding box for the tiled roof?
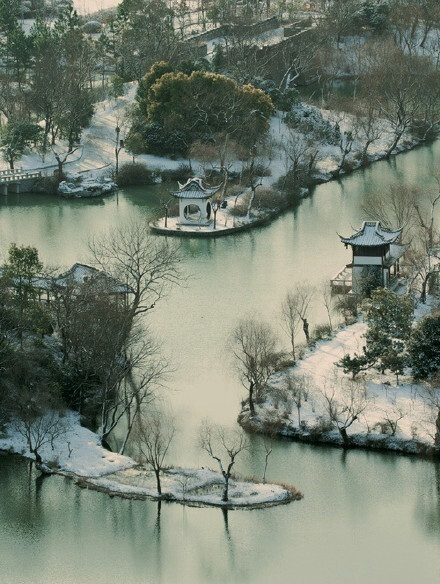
[56,263,132,293]
[0,263,131,294]
[339,221,402,247]
[172,177,221,199]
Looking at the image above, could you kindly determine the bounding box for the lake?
[1,142,439,583]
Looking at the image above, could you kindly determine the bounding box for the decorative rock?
[58,179,118,198]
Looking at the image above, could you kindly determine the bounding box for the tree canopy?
[134,67,273,155]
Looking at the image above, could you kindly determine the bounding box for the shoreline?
[0,449,301,510]
[237,412,440,461]
[148,136,428,238]
[237,307,440,461]
[74,474,301,510]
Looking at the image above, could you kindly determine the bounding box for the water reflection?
[1,143,440,582]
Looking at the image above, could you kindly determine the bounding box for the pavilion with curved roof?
[332,221,406,294]
[172,177,221,227]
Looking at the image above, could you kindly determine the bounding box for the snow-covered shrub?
[82,21,102,33]
[251,78,299,112]
[285,104,341,145]
[116,163,156,187]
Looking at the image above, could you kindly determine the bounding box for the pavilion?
[331,221,406,294]
[172,177,221,227]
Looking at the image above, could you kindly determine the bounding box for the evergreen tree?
[409,313,440,380]
[362,289,413,374]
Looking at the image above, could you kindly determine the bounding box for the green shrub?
[160,163,193,183]
[254,188,286,211]
[408,312,440,380]
[313,323,333,341]
[110,75,125,98]
[35,176,60,195]
[116,163,156,187]
[309,416,334,438]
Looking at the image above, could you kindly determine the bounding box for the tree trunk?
[222,475,229,502]
[435,409,440,448]
[57,159,64,180]
[249,381,255,415]
[291,336,296,361]
[155,469,162,496]
[385,130,403,158]
[302,318,310,344]
[361,140,372,165]
[420,271,434,304]
[339,427,350,448]
[32,449,42,465]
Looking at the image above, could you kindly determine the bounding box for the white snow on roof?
[172,177,221,199]
[339,221,402,247]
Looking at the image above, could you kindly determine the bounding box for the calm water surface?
[0,144,439,583]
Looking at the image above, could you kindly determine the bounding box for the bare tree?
[199,421,248,502]
[232,317,279,415]
[333,128,353,177]
[50,144,80,180]
[282,130,319,191]
[319,280,335,332]
[98,331,168,448]
[118,342,169,455]
[287,374,310,427]
[360,183,418,237]
[262,436,273,484]
[280,290,302,361]
[351,98,384,164]
[282,283,314,347]
[376,398,406,437]
[134,410,176,496]
[411,180,440,302]
[361,179,440,302]
[13,387,67,469]
[362,42,423,157]
[89,220,184,322]
[321,377,370,447]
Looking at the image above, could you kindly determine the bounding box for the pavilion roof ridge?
[338,220,403,247]
[172,177,221,199]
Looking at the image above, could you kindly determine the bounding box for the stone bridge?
[0,169,42,195]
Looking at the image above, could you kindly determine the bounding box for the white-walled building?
[172,178,221,226]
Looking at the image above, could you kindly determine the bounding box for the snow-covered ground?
[268,106,418,186]
[12,77,416,185]
[85,466,300,508]
[0,410,299,507]
[0,410,136,477]
[16,84,183,180]
[241,299,439,454]
[8,75,420,207]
